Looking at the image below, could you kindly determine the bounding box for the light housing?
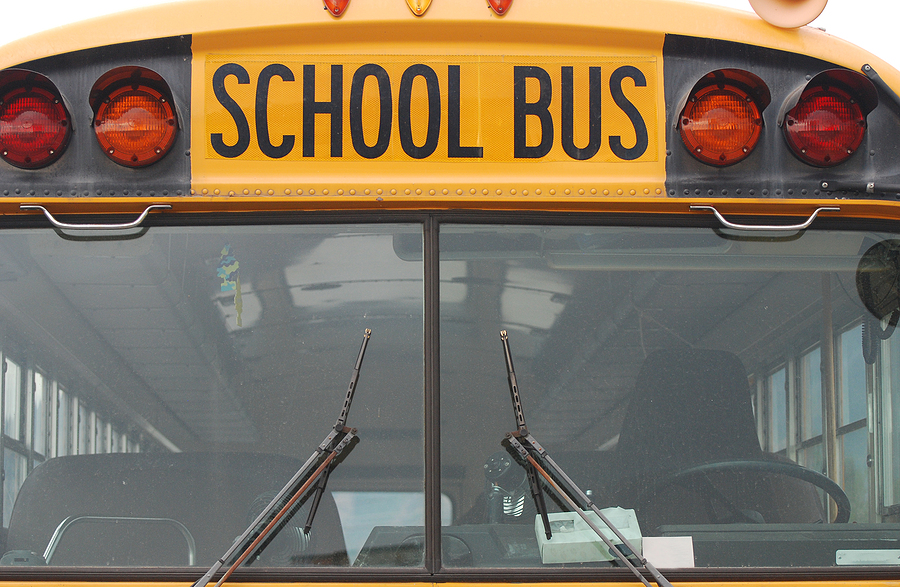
[405,0,431,16]
[780,69,877,167]
[488,0,513,15]
[678,69,770,166]
[0,70,72,169]
[323,0,350,16]
[90,66,178,168]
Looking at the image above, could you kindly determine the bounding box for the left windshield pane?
[0,222,424,568]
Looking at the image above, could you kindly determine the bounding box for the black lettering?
[210,64,251,158]
[561,66,602,160]
[609,65,648,161]
[398,65,441,159]
[514,66,553,159]
[448,65,483,158]
[255,64,295,159]
[303,64,343,157]
[350,64,392,159]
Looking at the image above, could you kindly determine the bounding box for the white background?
[2,0,900,68]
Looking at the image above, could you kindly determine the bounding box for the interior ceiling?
[27,235,257,447]
[6,226,869,462]
[15,230,425,461]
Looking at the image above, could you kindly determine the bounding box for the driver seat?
[614,349,826,531]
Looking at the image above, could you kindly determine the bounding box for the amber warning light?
[679,69,770,166]
[91,66,178,168]
[0,70,71,169]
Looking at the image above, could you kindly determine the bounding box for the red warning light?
[323,0,350,16]
[780,69,877,167]
[783,87,865,167]
[0,71,71,169]
[488,0,514,15]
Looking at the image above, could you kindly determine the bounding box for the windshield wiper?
[192,328,371,587]
[499,330,672,587]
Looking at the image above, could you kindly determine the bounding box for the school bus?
[0,0,899,585]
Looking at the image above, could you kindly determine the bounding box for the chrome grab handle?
[690,204,840,232]
[20,204,171,230]
[43,515,197,565]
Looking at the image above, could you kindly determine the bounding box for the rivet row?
[186,187,666,197]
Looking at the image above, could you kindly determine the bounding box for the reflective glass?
[0,224,424,568]
[439,224,897,569]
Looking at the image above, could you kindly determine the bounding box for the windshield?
[0,217,897,572]
[437,223,899,569]
[0,223,425,568]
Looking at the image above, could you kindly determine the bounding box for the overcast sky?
[3,0,900,70]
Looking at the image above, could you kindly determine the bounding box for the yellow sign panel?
[204,55,658,164]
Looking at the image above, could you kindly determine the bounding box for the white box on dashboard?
[535,507,642,564]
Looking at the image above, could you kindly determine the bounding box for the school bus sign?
[204,55,658,164]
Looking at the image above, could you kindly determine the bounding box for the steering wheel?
[635,460,851,524]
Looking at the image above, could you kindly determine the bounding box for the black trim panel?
[663,34,900,201]
[0,37,191,198]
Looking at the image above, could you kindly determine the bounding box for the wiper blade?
[192,328,371,587]
[499,330,672,587]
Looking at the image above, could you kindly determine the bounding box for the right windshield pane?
[438,223,900,569]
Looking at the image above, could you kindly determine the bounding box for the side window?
[2,358,26,528]
[767,367,788,453]
[798,348,824,473]
[885,334,900,515]
[55,387,70,458]
[33,372,48,458]
[838,325,871,523]
[758,328,874,523]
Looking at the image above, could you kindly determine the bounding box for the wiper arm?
[303,327,370,534]
[500,330,552,540]
[192,329,371,587]
[499,330,672,587]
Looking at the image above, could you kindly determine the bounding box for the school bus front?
[0,1,899,587]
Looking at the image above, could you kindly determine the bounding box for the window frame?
[0,210,895,581]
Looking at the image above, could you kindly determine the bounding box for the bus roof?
[1,0,895,82]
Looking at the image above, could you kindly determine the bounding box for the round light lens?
[783,87,865,167]
[680,85,762,166]
[0,86,70,169]
[94,85,177,167]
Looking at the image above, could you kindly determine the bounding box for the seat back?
[618,349,762,472]
[4,452,348,567]
[615,349,824,528]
